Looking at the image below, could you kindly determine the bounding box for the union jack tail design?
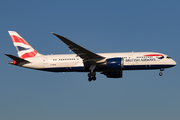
[8,31,42,59]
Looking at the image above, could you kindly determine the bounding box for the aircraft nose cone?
[172,60,177,66]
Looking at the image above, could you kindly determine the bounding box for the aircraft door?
[76,57,82,65]
[43,57,48,67]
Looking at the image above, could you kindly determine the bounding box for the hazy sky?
[0,0,180,120]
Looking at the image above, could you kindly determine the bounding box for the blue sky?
[0,0,180,120]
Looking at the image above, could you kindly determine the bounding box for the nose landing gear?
[159,68,164,76]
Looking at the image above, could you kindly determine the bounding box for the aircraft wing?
[52,33,105,65]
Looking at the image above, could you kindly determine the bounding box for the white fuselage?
[7,31,177,80]
[20,52,176,72]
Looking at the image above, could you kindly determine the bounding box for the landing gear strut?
[88,65,96,82]
[159,68,164,76]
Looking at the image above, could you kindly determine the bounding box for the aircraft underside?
[39,64,174,72]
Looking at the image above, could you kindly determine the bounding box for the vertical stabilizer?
[8,31,42,59]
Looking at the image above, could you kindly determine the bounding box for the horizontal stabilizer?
[5,54,30,63]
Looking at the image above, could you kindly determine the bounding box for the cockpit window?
[167,56,171,59]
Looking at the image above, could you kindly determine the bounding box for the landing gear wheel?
[88,65,97,82]
[159,68,164,76]
[92,76,96,81]
[88,73,91,77]
[88,72,96,81]
[88,77,92,82]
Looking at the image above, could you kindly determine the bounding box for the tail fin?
[8,31,42,59]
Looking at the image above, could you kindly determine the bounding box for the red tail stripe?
[10,35,29,45]
[144,54,164,56]
[20,50,37,59]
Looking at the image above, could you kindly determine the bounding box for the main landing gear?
[88,64,96,82]
[159,68,164,76]
[88,72,96,82]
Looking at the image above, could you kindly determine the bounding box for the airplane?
[5,31,176,82]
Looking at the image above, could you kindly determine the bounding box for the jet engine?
[106,58,124,69]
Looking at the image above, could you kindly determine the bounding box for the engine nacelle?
[106,58,124,69]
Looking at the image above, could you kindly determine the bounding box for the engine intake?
[106,58,124,69]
